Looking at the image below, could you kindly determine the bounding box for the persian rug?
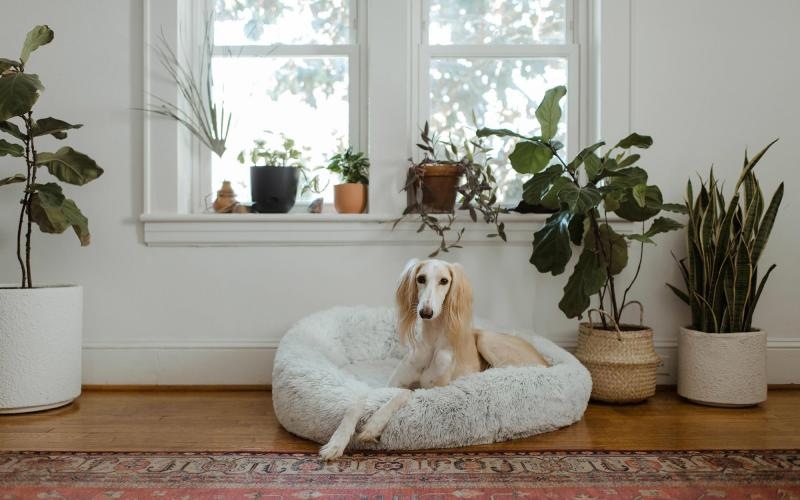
[1,450,799,499]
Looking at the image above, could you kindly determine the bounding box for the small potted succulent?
[326,147,369,214]
[479,86,684,403]
[238,133,306,213]
[0,26,104,413]
[668,141,783,407]
[406,122,465,213]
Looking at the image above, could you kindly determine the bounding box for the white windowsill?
[140,212,634,247]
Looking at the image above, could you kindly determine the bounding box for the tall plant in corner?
[0,26,104,288]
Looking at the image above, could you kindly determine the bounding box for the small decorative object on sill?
[212,180,238,213]
[308,197,323,213]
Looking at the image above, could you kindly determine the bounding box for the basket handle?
[619,300,645,327]
[586,308,622,341]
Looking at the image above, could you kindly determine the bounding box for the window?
[209,0,364,205]
[418,0,574,204]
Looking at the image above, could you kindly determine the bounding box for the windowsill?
[140,212,635,247]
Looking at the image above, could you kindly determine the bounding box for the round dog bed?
[272,306,592,450]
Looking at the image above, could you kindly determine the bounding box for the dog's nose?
[419,307,433,319]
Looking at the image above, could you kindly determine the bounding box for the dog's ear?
[444,263,473,342]
[395,259,420,346]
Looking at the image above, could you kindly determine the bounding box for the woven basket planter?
[575,309,660,403]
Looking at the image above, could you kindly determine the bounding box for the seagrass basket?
[575,307,660,403]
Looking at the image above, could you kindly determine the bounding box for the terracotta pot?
[678,327,766,407]
[334,183,367,214]
[406,163,463,213]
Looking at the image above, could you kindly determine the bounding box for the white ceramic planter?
[0,285,82,413]
[678,327,767,407]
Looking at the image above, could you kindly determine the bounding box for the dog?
[319,258,549,460]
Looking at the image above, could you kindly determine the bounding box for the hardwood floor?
[0,388,798,452]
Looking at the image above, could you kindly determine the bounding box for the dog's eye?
[416,275,426,284]
[439,278,449,285]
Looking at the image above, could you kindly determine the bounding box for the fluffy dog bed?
[272,306,592,450]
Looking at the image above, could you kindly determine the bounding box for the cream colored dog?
[319,258,549,460]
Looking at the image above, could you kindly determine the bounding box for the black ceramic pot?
[250,166,300,213]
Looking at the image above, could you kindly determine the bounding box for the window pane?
[429,57,567,204]
[211,56,349,204]
[214,0,350,45]
[429,0,566,45]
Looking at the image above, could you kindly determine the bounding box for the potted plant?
[0,26,104,413]
[238,133,307,213]
[407,122,465,213]
[668,141,783,407]
[326,147,369,214]
[479,86,683,403]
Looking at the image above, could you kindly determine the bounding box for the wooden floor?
[0,388,798,452]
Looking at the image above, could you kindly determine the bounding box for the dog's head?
[395,258,473,345]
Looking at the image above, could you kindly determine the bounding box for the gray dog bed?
[272,306,592,450]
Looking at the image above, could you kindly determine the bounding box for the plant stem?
[16,135,30,287]
[620,222,646,321]
[23,112,38,288]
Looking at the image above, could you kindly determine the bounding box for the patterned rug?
[1,450,799,499]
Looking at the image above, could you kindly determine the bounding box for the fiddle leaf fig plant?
[0,26,104,288]
[479,86,684,327]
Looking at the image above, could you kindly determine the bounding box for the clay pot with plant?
[668,141,783,407]
[479,86,685,403]
[326,147,369,214]
[0,26,104,413]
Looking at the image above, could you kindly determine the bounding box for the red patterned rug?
[1,450,799,499]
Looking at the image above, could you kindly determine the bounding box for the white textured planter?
[0,285,82,413]
[678,327,766,407]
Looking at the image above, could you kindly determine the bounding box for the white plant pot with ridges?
[678,327,766,407]
[0,285,82,413]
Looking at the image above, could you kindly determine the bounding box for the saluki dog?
[319,258,550,460]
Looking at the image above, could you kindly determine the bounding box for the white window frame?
[140,0,621,247]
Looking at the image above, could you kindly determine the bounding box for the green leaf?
[586,223,628,275]
[617,153,641,168]
[584,152,602,181]
[603,167,648,188]
[615,133,653,150]
[0,73,44,121]
[615,185,663,221]
[0,138,24,157]
[0,58,20,73]
[558,246,608,319]
[522,164,563,204]
[751,183,784,265]
[540,176,572,209]
[568,213,586,245]
[666,283,690,305]
[509,141,552,174]
[632,183,648,207]
[627,216,683,244]
[603,192,621,212]
[475,127,533,141]
[20,25,54,64]
[36,146,104,185]
[558,183,602,214]
[658,202,688,214]
[0,173,26,186]
[0,120,27,140]
[32,117,83,139]
[34,181,65,205]
[535,85,567,141]
[531,211,573,275]
[567,142,605,173]
[61,198,91,245]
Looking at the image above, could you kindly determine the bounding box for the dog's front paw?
[319,439,347,461]
[357,420,384,443]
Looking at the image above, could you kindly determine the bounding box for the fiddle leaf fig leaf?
[32,117,83,139]
[584,152,602,181]
[61,198,91,245]
[0,58,20,73]
[615,133,653,150]
[586,223,628,275]
[658,202,689,214]
[509,141,552,174]
[0,120,26,140]
[0,73,44,121]
[36,146,104,185]
[535,85,566,141]
[531,211,573,275]
[559,246,608,319]
[522,164,562,204]
[632,183,648,207]
[567,142,605,173]
[615,185,663,221]
[627,216,683,244]
[558,183,602,215]
[475,127,534,141]
[20,25,54,64]
[0,138,24,157]
[0,173,26,186]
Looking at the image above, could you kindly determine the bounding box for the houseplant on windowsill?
[479,86,684,403]
[668,141,783,407]
[0,26,104,413]
[326,146,369,214]
[238,134,307,213]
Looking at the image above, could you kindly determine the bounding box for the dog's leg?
[319,393,367,461]
[357,389,412,443]
[387,352,424,388]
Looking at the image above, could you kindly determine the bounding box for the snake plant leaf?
[19,25,54,64]
[509,141,552,174]
[744,263,777,330]
[0,120,26,140]
[735,139,778,190]
[751,182,784,264]
[558,183,603,215]
[535,85,566,141]
[522,164,563,204]
[0,73,44,121]
[567,142,605,173]
[31,117,83,139]
[475,127,535,141]
[0,58,21,73]
[0,138,24,157]
[666,283,690,304]
[0,173,26,186]
[615,133,653,150]
[586,223,628,275]
[615,185,663,221]
[36,146,104,185]
[531,210,573,275]
[558,245,608,319]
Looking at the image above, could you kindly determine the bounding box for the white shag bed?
[272,306,592,450]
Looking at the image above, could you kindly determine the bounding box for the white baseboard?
[81,338,800,386]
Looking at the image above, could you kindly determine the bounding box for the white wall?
[1,0,798,385]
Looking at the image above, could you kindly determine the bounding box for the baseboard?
[81,338,800,385]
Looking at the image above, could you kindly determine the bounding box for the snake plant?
[668,140,784,333]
